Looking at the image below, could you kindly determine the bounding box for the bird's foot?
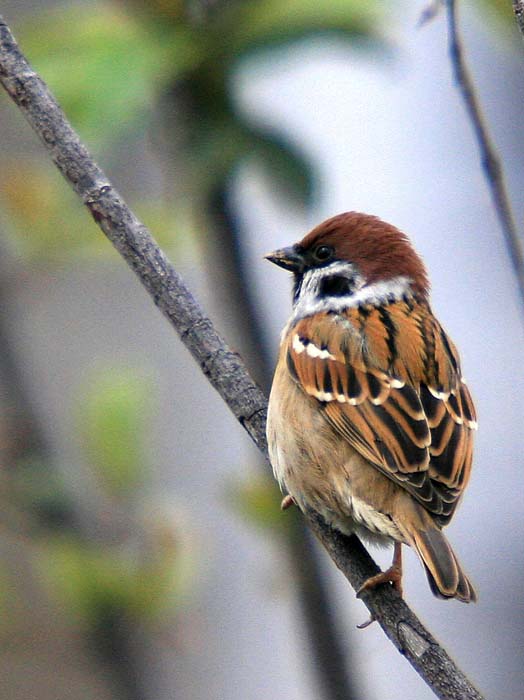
[357,565,403,598]
[280,494,296,511]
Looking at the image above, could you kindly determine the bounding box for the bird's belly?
[336,493,402,543]
[267,365,403,544]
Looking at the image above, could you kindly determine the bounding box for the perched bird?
[266,212,477,602]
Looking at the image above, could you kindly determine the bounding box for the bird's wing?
[285,302,477,524]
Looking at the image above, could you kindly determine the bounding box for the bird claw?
[356,614,376,630]
[280,494,296,511]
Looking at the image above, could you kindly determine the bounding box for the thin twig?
[446,0,524,311]
[0,16,484,700]
[513,0,524,39]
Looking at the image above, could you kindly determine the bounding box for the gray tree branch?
[513,0,524,39]
[0,15,484,700]
[206,186,361,700]
[446,0,524,311]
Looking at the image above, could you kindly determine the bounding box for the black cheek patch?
[319,275,353,297]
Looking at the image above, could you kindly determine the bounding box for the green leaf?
[0,160,105,260]
[37,524,193,626]
[228,474,290,534]
[214,0,382,60]
[181,116,252,196]
[79,366,153,497]
[0,158,193,261]
[478,0,515,25]
[18,2,202,146]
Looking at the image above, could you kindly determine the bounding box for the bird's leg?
[280,494,296,510]
[357,542,403,597]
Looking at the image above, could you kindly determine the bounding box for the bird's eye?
[314,245,333,262]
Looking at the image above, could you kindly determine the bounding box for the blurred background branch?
[0,216,157,700]
[0,231,186,700]
[446,0,524,310]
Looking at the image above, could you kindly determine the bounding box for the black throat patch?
[292,273,303,304]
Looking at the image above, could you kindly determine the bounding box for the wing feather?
[286,303,476,524]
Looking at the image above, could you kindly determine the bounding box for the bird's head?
[266,212,429,312]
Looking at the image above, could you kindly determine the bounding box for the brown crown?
[298,212,429,297]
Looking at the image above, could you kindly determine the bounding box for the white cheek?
[291,273,413,323]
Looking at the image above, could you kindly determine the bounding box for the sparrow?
[266,212,477,602]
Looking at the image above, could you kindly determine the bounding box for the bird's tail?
[411,528,477,603]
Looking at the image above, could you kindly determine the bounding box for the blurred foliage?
[8,455,75,529]
[210,0,381,57]
[18,3,199,146]
[0,565,25,639]
[228,472,292,535]
[0,0,384,261]
[148,0,382,211]
[0,158,188,261]
[0,0,516,261]
[37,517,194,627]
[0,565,12,626]
[0,159,101,261]
[421,0,517,33]
[479,0,516,26]
[31,364,195,628]
[0,358,195,648]
[79,366,153,497]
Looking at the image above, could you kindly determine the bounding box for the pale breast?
[267,355,403,543]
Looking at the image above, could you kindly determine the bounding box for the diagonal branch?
[446,0,524,312]
[206,186,361,700]
[513,0,524,39]
[0,16,484,700]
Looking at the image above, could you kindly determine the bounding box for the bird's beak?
[264,245,304,272]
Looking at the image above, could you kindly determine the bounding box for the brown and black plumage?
[267,212,477,602]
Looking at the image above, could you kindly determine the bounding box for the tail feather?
[412,528,477,603]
